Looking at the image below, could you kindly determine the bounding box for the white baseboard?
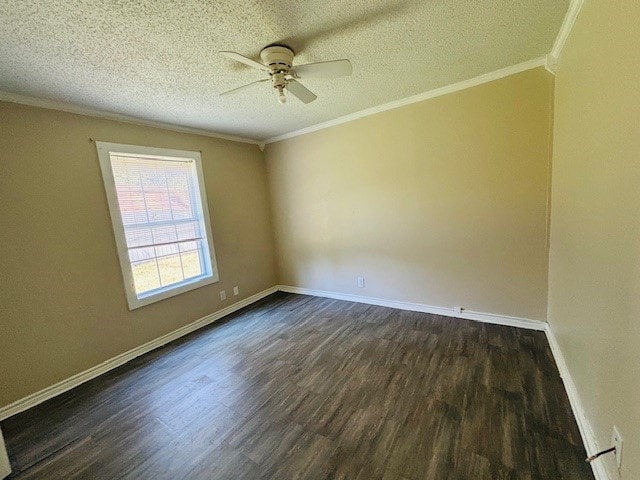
[0,286,278,421]
[277,285,546,331]
[544,323,610,480]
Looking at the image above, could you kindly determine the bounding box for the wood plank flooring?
[1,293,594,479]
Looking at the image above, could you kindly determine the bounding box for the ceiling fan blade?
[220,51,269,71]
[286,79,317,104]
[220,78,269,97]
[293,59,352,79]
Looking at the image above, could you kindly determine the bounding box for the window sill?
[127,273,219,310]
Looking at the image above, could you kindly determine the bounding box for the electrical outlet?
[233,286,239,296]
[219,290,226,301]
[612,426,623,469]
[357,276,365,288]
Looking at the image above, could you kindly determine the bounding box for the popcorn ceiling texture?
[0,0,569,140]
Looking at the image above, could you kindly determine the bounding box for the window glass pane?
[175,222,200,241]
[179,240,198,252]
[181,250,202,278]
[144,187,172,223]
[114,185,148,226]
[157,254,184,286]
[131,258,161,294]
[155,243,180,258]
[128,240,203,294]
[151,225,178,244]
[125,227,153,249]
[167,170,194,220]
[129,246,156,263]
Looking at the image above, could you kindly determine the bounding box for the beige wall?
[548,1,640,478]
[0,102,277,408]
[2,17,636,476]
[266,67,554,321]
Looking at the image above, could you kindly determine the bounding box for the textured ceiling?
[0,1,569,141]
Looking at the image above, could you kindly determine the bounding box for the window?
[96,142,219,309]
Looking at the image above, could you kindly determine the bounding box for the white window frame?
[96,141,219,310]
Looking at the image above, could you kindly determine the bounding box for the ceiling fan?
[219,45,352,105]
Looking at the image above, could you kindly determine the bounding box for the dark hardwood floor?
[2,292,594,479]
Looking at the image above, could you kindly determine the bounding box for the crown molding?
[263,56,547,144]
[545,54,558,75]
[548,0,585,69]
[1,54,553,147]
[0,91,261,146]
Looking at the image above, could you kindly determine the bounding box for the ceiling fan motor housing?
[220,44,348,105]
[260,45,294,72]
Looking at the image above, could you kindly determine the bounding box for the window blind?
[109,154,210,295]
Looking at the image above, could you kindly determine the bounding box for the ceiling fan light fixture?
[277,87,287,104]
